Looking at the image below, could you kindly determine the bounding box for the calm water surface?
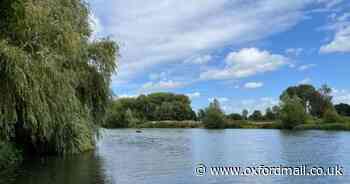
[1,129,350,184]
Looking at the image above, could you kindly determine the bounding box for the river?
[1,129,350,184]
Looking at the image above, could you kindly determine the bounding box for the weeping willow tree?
[0,0,118,154]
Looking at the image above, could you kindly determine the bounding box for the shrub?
[227,113,243,121]
[280,96,308,129]
[323,109,342,123]
[203,108,225,129]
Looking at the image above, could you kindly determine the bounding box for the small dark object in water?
[136,130,142,133]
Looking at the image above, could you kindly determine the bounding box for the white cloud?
[332,89,350,104]
[320,9,350,53]
[140,80,186,92]
[184,54,212,65]
[208,97,229,103]
[244,82,264,89]
[186,92,201,99]
[320,26,350,53]
[298,64,316,71]
[222,97,279,114]
[285,48,304,56]
[298,78,312,84]
[200,48,288,80]
[88,0,332,83]
[88,13,103,40]
[116,94,137,99]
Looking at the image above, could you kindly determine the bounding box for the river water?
[1,129,350,184]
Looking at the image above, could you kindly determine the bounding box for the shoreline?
[104,120,350,131]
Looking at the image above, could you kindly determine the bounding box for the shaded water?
[1,129,350,184]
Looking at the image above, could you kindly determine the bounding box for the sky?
[88,0,350,114]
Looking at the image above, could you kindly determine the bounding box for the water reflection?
[1,129,350,184]
[0,152,111,184]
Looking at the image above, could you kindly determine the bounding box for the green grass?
[136,120,202,128]
[224,120,282,129]
[294,123,350,131]
[107,118,350,132]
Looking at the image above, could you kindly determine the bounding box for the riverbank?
[129,120,350,131]
[131,120,282,129]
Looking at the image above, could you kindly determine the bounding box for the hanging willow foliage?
[0,0,118,154]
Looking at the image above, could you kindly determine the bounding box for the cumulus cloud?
[116,94,138,99]
[208,97,229,103]
[88,13,103,40]
[140,80,186,92]
[221,97,279,114]
[320,26,350,53]
[88,0,330,83]
[298,78,312,84]
[244,82,264,89]
[332,89,350,104]
[200,48,288,80]
[186,92,201,99]
[320,8,350,53]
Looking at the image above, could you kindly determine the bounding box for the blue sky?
[88,0,350,113]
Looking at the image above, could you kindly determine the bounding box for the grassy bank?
[122,120,350,131]
[136,120,202,128]
[294,123,350,131]
[0,142,22,171]
[227,121,282,129]
[124,120,283,129]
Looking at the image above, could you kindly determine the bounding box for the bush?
[249,110,264,121]
[280,96,308,129]
[227,113,243,121]
[0,142,22,170]
[323,109,342,123]
[203,108,225,129]
[137,121,201,128]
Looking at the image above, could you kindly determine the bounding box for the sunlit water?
[1,129,350,184]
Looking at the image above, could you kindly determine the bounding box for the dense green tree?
[264,107,276,120]
[227,113,243,120]
[249,110,264,121]
[105,93,196,127]
[272,105,281,118]
[335,103,350,116]
[323,108,341,123]
[197,109,206,121]
[202,99,225,129]
[124,109,140,127]
[280,84,316,114]
[242,109,249,120]
[280,84,334,117]
[105,101,128,128]
[0,0,118,154]
[280,95,308,129]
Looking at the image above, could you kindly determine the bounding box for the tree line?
[106,84,350,130]
[104,93,196,128]
[199,84,350,129]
